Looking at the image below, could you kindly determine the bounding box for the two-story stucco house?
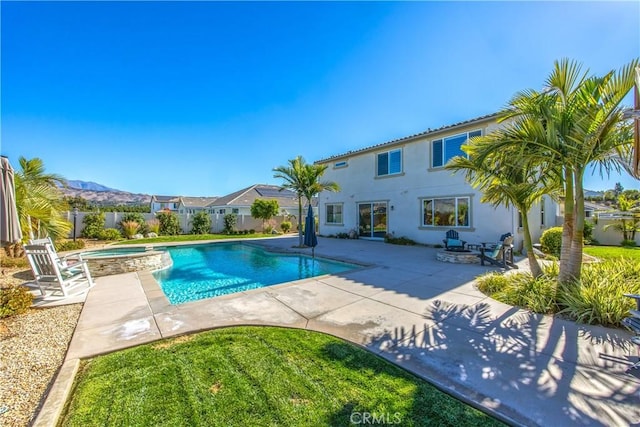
[315,113,557,251]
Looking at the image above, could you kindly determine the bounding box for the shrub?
[191,211,212,235]
[250,199,279,231]
[223,214,237,233]
[280,221,292,233]
[0,256,29,269]
[119,213,149,235]
[621,239,637,247]
[249,229,255,234]
[157,212,181,235]
[384,235,416,245]
[121,221,140,239]
[540,227,563,257]
[477,259,640,327]
[557,258,640,326]
[583,220,594,244]
[99,228,122,241]
[81,211,105,238]
[55,239,86,252]
[146,219,160,234]
[264,224,274,234]
[0,286,34,318]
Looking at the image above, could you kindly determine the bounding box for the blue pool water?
[153,243,358,304]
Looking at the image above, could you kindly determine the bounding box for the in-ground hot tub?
[436,249,480,264]
[80,246,172,277]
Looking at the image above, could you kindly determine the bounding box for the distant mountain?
[59,180,151,205]
[64,180,119,192]
[584,189,605,198]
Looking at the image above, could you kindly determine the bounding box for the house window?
[377,149,402,177]
[540,198,545,226]
[325,203,343,224]
[334,161,348,168]
[422,197,470,227]
[232,208,239,214]
[518,211,523,228]
[431,130,482,168]
[219,209,226,214]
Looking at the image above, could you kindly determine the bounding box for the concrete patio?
[36,237,640,426]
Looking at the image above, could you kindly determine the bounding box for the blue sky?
[2,1,639,197]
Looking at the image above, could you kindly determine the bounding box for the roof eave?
[315,112,499,164]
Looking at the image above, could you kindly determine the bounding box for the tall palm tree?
[497,58,639,284]
[15,157,71,243]
[446,124,558,278]
[273,156,340,247]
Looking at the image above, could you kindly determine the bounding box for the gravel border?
[1,267,82,427]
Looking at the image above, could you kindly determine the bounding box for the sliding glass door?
[358,202,387,239]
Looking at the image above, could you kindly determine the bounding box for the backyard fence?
[64,211,294,238]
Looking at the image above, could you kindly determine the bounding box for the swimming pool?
[153,243,359,304]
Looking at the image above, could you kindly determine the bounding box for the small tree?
[603,195,640,242]
[81,211,105,238]
[157,212,181,235]
[223,213,237,233]
[190,211,211,234]
[250,199,279,232]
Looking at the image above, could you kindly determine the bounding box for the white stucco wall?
[317,118,557,251]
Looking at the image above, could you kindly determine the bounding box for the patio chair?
[24,243,95,297]
[622,294,640,371]
[478,234,517,268]
[443,229,466,251]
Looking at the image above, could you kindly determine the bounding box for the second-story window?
[432,130,482,168]
[377,149,402,177]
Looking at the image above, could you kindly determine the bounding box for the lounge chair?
[443,229,466,251]
[478,234,517,268]
[24,243,95,297]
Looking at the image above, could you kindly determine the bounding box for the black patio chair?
[478,234,517,268]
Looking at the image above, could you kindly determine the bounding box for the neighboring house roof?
[315,112,499,164]
[151,195,181,203]
[212,184,304,208]
[180,197,219,208]
[584,201,608,211]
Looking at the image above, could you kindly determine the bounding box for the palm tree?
[497,58,639,284]
[273,156,340,247]
[603,194,640,242]
[15,157,71,243]
[446,125,557,278]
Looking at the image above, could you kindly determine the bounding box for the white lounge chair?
[24,243,95,297]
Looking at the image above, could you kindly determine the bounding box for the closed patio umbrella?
[303,205,317,257]
[1,156,22,247]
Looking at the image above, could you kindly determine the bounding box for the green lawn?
[62,327,503,427]
[115,232,277,245]
[583,245,640,261]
